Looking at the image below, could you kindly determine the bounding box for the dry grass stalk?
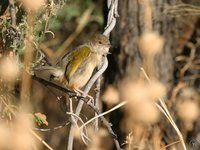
[141,68,187,150]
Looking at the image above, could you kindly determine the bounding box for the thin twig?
[80,101,127,130]
[94,76,101,131]
[160,140,181,150]
[66,112,90,145]
[30,130,54,150]
[34,121,70,132]
[180,42,196,80]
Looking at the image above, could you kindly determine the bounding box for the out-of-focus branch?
[164,3,200,16]
[9,0,16,27]
[20,14,35,103]
[94,76,101,131]
[180,42,196,80]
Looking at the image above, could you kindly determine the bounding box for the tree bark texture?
[106,0,178,91]
[104,0,200,148]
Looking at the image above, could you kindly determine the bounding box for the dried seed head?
[139,32,164,56]
[120,81,160,124]
[21,0,46,12]
[177,100,199,130]
[102,85,120,106]
[0,57,19,82]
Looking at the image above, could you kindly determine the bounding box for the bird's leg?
[73,88,94,105]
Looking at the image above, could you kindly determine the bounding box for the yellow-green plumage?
[66,46,91,80]
[53,34,110,89]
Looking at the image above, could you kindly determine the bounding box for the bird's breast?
[68,53,103,89]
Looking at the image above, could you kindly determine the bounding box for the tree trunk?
[104,0,200,149]
[106,0,179,91]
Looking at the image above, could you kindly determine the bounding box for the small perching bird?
[45,34,111,93]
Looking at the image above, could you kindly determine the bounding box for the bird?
[45,34,111,94]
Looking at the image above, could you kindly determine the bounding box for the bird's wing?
[65,46,91,81]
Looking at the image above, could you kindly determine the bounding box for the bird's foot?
[73,88,94,105]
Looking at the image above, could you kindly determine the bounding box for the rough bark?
[106,0,178,91]
[104,0,200,149]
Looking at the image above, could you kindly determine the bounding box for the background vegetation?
[0,0,199,150]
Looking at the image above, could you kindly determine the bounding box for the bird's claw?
[73,88,94,105]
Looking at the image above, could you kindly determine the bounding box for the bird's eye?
[98,41,102,44]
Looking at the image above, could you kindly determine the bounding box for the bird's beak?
[103,51,111,56]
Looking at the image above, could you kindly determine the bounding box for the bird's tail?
[34,66,64,81]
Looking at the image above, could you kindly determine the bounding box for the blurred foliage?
[0,0,104,56]
[0,1,200,150]
[0,7,26,55]
[1,0,105,149]
[34,112,48,126]
[48,0,103,31]
[0,0,104,126]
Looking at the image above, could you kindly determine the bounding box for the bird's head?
[89,34,111,54]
